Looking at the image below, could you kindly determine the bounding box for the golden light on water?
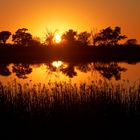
[52,61,63,68]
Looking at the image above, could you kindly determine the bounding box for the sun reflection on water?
[52,61,63,68]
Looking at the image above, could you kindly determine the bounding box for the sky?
[0,0,140,43]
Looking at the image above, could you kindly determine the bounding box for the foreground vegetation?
[1,80,140,122]
[1,80,140,138]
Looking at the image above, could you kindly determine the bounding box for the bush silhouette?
[12,28,32,46]
[93,26,127,46]
[0,31,11,45]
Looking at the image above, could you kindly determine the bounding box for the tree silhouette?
[30,37,42,47]
[12,28,32,46]
[126,39,137,45]
[44,29,57,46]
[77,31,91,45]
[62,29,77,44]
[12,63,32,79]
[93,26,127,46]
[0,31,11,45]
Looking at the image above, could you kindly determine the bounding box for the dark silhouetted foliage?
[0,27,139,63]
[126,39,137,45]
[93,26,127,46]
[0,31,11,45]
[30,37,42,47]
[62,29,77,44]
[44,30,56,46]
[12,28,32,46]
[77,31,91,45]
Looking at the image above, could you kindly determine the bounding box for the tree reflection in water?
[77,63,91,73]
[12,63,32,79]
[0,61,127,81]
[0,64,11,76]
[45,61,127,80]
[61,64,77,78]
[47,61,77,78]
[93,62,127,80]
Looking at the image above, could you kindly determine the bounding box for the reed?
[0,79,140,127]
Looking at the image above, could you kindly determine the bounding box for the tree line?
[0,26,138,47]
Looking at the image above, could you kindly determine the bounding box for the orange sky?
[0,0,140,43]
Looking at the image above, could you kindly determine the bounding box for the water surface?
[0,61,140,86]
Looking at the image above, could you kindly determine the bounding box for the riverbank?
[0,44,140,63]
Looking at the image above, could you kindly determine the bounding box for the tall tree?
[0,31,11,45]
[44,30,56,46]
[12,28,32,46]
[62,29,77,44]
[77,31,91,45]
[93,26,127,46]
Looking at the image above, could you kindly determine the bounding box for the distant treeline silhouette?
[0,26,138,47]
[0,26,140,62]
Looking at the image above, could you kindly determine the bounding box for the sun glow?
[54,34,62,43]
[52,61,63,68]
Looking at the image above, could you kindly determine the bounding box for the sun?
[54,34,61,43]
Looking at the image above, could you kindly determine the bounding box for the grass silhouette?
[0,80,140,122]
[1,79,140,138]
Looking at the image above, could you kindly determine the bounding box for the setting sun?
[54,34,62,43]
